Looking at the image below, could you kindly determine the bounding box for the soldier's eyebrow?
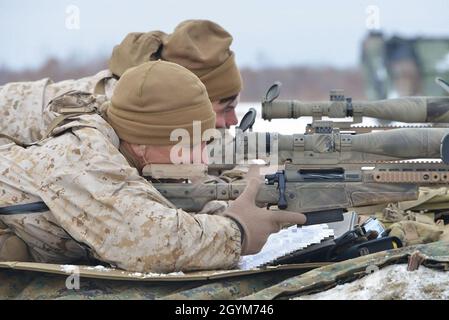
[216,101,237,113]
[219,95,238,104]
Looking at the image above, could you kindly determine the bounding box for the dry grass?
[0,57,367,101]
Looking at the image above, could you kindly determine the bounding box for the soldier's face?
[124,142,208,168]
[211,94,240,129]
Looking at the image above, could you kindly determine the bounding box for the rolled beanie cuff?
[115,115,216,146]
[209,82,242,102]
[200,53,242,101]
[106,104,216,145]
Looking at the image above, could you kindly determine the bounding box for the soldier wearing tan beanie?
[107,60,215,146]
[109,20,242,129]
[106,60,216,168]
[161,20,242,129]
[161,20,242,103]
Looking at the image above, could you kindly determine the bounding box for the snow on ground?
[296,264,449,300]
[60,265,78,273]
[60,265,185,277]
[239,224,333,270]
[85,265,111,272]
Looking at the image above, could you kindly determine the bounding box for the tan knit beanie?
[161,20,242,101]
[106,60,216,145]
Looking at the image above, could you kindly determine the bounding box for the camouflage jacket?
[0,114,241,273]
[0,70,117,145]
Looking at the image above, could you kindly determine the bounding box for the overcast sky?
[1,0,448,70]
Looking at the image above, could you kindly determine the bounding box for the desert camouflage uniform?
[0,114,241,273]
[0,70,116,145]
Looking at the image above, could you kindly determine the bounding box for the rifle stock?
[153,180,418,225]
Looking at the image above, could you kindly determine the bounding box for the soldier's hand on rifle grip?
[224,165,307,255]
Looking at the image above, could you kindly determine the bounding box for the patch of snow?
[296,264,449,300]
[128,271,186,278]
[167,271,185,276]
[60,265,185,278]
[60,265,79,273]
[130,272,143,277]
[85,265,111,272]
[239,224,334,270]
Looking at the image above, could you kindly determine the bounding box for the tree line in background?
[0,57,366,101]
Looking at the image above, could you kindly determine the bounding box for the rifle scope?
[227,128,449,164]
[261,83,449,123]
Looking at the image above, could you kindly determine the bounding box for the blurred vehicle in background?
[361,31,449,99]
